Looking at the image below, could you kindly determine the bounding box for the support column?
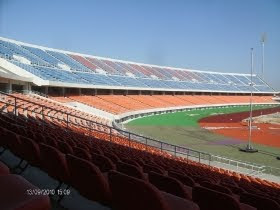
[7,81,12,93]
[23,83,31,92]
[62,87,65,97]
[45,86,48,95]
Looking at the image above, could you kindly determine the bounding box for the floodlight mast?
[261,33,266,79]
[248,48,254,150]
[239,48,258,153]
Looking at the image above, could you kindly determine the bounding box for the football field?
[125,105,280,174]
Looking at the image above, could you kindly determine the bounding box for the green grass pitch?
[125,104,280,174]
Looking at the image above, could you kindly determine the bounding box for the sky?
[0,0,279,90]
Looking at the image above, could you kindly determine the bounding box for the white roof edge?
[0,36,253,76]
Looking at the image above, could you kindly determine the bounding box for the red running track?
[199,106,280,148]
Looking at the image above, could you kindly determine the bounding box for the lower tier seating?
[0,161,51,210]
[0,107,279,209]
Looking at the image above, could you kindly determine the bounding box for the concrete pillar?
[62,87,65,97]
[23,83,31,92]
[7,81,12,93]
[139,90,142,95]
[78,88,81,96]
[45,86,48,95]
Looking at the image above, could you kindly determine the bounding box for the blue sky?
[0,0,279,90]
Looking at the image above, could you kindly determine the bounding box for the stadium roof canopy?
[0,37,275,94]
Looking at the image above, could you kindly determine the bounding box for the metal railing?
[210,155,266,176]
[0,91,279,178]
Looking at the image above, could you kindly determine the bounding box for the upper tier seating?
[0,37,274,93]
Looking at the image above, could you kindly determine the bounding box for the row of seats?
[0,106,279,210]
[60,94,276,114]
[0,161,51,210]
[7,93,110,126]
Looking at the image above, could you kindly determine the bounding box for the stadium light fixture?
[261,33,266,79]
[239,48,258,153]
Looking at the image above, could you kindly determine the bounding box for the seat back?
[39,143,69,183]
[193,186,241,210]
[103,151,120,163]
[66,154,111,206]
[108,170,170,210]
[57,140,74,155]
[116,161,146,180]
[168,170,196,187]
[91,153,116,172]
[20,136,41,166]
[0,161,9,175]
[143,163,165,175]
[0,175,51,210]
[73,146,91,161]
[149,171,191,200]
[240,192,280,210]
[200,181,233,195]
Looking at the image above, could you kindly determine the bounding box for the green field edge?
[124,104,280,176]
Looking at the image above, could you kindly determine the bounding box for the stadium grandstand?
[1,36,280,210]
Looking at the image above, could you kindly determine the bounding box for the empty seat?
[0,161,9,175]
[168,170,196,187]
[108,170,199,210]
[57,140,74,154]
[66,154,111,206]
[91,153,116,173]
[20,136,41,167]
[149,171,191,200]
[221,182,246,195]
[143,163,166,175]
[44,135,58,147]
[0,174,51,210]
[240,192,280,210]
[120,158,141,168]
[103,151,120,163]
[39,143,69,184]
[192,186,256,210]
[1,129,22,156]
[200,181,233,195]
[116,161,147,180]
[72,146,91,161]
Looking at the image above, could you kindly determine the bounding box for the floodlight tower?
[261,33,266,79]
[239,48,258,153]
